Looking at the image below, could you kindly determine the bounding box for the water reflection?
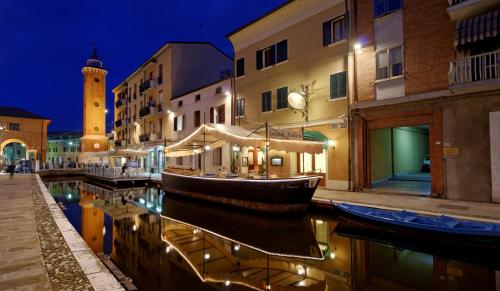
[45,179,499,291]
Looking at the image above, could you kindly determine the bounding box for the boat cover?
[165,124,324,157]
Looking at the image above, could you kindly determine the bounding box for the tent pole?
[265,122,269,179]
[302,126,305,174]
[203,113,206,175]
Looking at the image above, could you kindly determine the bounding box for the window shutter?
[182,115,185,130]
[323,21,332,46]
[330,74,338,99]
[277,40,288,63]
[219,105,225,124]
[173,117,178,131]
[343,14,349,36]
[256,50,263,70]
[269,45,276,65]
[210,107,214,123]
[338,71,346,97]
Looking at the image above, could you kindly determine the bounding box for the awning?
[165,124,324,157]
[455,9,499,47]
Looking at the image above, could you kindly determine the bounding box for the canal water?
[44,179,500,291]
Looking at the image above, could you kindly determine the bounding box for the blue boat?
[333,202,500,237]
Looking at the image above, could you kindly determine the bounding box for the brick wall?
[353,0,376,102]
[403,0,454,95]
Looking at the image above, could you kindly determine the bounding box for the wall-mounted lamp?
[353,43,362,51]
[328,139,336,149]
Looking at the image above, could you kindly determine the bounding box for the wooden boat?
[162,124,325,213]
[333,203,500,237]
[162,171,321,213]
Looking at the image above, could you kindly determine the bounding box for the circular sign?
[287,92,306,110]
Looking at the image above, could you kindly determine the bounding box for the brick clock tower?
[80,47,108,161]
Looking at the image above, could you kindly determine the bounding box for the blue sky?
[0,0,286,131]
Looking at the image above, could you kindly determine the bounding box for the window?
[323,16,347,46]
[134,84,137,99]
[330,71,347,99]
[173,115,184,131]
[158,64,163,84]
[217,104,225,124]
[215,87,222,94]
[213,147,222,166]
[261,91,272,112]
[236,58,245,77]
[374,0,402,18]
[210,107,215,123]
[178,100,183,107]
[376,46,403,80]
[236,98,245,117]
[194,110,201,127]
[256,40,287,70]
[195,94,201,102]
[176,156,183,166]
[276,87,288,110]
[8,123,20,131]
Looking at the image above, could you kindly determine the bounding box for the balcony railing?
[139,134,150,143]
[448,0,467,6]
[115,98,127,109]
[114,140,125,147]
[139,106,151,118]
[449,50,500,86]
[139,79,157,94]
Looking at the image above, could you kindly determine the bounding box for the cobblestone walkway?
[31,176,93,290]
[0,174,93,290]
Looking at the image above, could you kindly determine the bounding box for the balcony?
[447,0,498,21]
[115,97,127,109]
[449,50,500,90]
[139,134,150,143]
[139,106,151,118]
[114,140,125,147]
[139,79,157,94]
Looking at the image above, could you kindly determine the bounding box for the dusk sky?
[0,0,286,132]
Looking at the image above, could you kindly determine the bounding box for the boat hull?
[162,172,321,213]
[333,203,500,238]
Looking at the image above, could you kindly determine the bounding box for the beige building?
[168,77,233,173]
[0,106,50,170]
[80,47,109,162]
[228,0,350,189]
[112,41,232,173]
[46,131,81,166]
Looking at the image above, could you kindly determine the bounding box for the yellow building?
[227,0,350,189]
[0,106,50,170]
[112,42,232,173]
[80,47,108,162]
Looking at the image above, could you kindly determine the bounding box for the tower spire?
[86,41,103,68]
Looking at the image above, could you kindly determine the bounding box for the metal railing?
[448,0,468,6]
[83,164,151,180]
[449,50,500,85]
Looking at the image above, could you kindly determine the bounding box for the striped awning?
[455,9,499,47]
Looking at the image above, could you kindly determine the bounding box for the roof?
[0,106,49,120]
[113,41,233,91]
[48,131,82,140]
[226,0,295,38]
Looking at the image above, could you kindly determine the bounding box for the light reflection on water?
[45,179,499,291]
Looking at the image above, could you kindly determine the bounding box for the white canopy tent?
[164,124,324,157]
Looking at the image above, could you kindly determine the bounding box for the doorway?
[369,126,431,195]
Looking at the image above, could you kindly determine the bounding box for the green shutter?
[338,71,346,97]
[330,72,346,99]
